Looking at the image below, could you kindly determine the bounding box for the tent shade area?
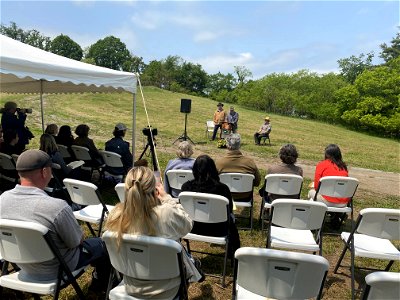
[0,34,138,158]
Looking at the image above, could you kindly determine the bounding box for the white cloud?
[192,52,254,74]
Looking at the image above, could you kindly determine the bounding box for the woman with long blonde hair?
[105,166,202,298]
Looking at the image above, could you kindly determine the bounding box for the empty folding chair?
[114,182,125,203]
[102,231,188,300]
[70,145,104,179]
[178,191,231,287]
[205,120,214,139]
[166,169,194,198]
[57,144,72,164]
[259,174,303,230]
[361,271,400,300]
[334,208,400,300]
[232,247,329,300]
[219,173,255,230]
[0,219,88,299]
[63,178,114,237]
[266,199,328,255]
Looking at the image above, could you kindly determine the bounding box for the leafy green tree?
[234,65,252,85]
[50,34,83,61]
[123,54,146,74]
[337,52,374,84]
[176,62,208,95]
[380,31,400,63]
[1,22,51,50]
[0,21,25,41]
[86,36,131,70]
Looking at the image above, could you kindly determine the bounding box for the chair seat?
[109,281,137,300]
[73,204,115,223]
[236,284,266,300]
[270,226,320,252]
[341,232,400,260]
[0,266,87,295]
[184,233,227,245]
[234,201,252,208]
[327,206,352,213]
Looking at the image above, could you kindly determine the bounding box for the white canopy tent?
[0,34,138,159]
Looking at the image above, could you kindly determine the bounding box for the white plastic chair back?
[219,173,254,193]
[317,176,359,198]
[357,208,400,240]
[99,150,124,168]
[206,120,214,137]
[166,170,194,190]
[265,174,303,195]
[0,152,16,170]
[0,219,53,264]
[57,144,71,159]
[63,178,100,206]
[179,192,229,224]
[363,271,400,300]
[271,199,327,230]
[102,232,183,280]
[71,145,91,161]
[115,183,126,202]
[234,247,329,299]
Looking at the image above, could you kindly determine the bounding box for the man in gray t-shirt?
[0,150,111,290]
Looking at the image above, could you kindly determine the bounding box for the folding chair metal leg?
[221,243,229,287]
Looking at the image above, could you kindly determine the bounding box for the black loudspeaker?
[180,98,192,113]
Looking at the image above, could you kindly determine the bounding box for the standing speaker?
[180,98,192,113]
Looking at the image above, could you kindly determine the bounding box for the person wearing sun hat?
[0,149,112,292]
[211,102,226,140]
[254,116,272,145]
[105,122,133,174]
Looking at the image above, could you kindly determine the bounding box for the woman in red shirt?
[308,144,349,207]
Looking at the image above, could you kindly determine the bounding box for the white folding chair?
[313,176,359,230]
[219,173,255,230]
[0,152,19,185]
[334,208,400,300]
[99,150,125,182]
[102,231,188,300]
[166,169,194,198]
[57,144,72,162]
[70,145,104,178]
[114,182,125,203]
[232,247,329,300]
[178,191,230,287]
[0,219,88,299]
[362,271,400,300]
[63,178,114,237]
[266,199,328,255]
[260,174,303,230]
[205,120,214,138]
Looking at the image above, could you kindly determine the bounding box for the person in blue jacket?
[105,123,133,175]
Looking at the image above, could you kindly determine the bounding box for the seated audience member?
[308,144,349,207]
[163,141,195,197]
[73,124,103,167]
[215,133,261,201]
[0,129,21,155]
[181,155,240,258]
[254,116,271,145]
[45,123,58,136]
[55,125,75,148]
[263,143,304,202]
[105,166,203,298]
[0,149,111,292]
[105,123,133,175]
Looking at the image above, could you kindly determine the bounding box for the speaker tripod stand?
[173,113,194,145]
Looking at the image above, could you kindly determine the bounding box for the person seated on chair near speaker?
[216,133,261,201]
[105,123,133,175]
[0,149,112,293]
[105,166,203,299]
[45,123,59,137]
[254,116,271,145]
[227,106,239,133]
[163,141,195,198]
[73,124,104,167]
[211,102,226,141]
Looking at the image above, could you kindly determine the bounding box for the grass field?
[0,87,399,299]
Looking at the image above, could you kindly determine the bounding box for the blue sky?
[1,1,399,78]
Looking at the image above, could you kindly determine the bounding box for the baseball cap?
[16,149,58,171]
[115,123,127,131]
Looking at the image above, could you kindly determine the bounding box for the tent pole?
[40,80,45,133]
[132,92,136,164]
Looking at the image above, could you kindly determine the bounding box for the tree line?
[1,22,399,137]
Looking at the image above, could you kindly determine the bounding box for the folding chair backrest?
[63,178,101,206]
[71,145,92,161]
[265,174,303,196]
[363,271,400,300]
[357,208,400,240]
[102,231,183,280]
[219,173,255,193]
[179,192,229,224]
[206,120,214,130]
[166,170,194,190]
[57,144,71,159]
[271,199,328,230]
[0,219,53,264]
[317,176,359,198]
[99,150,124,168]
[0,152,16,170]
[114,183,126,202]
[234,247,329,299]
